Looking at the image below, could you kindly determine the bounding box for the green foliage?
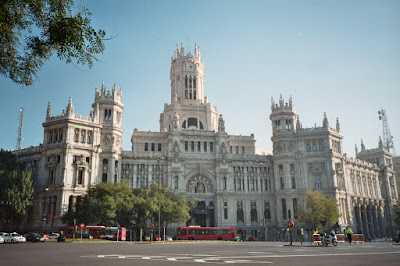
[62,181,196,230]
[0,150,34,229]
[61,182,137,227]
[0,0,106,86]
[298,189,340,230]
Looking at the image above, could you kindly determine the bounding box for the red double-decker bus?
[65,226,126,241]
[177,226,236,241]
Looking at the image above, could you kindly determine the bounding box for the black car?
[24,232,46,243]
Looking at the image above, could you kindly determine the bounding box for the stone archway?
[186,174,215,227]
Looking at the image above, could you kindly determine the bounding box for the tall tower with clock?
[159,43,218,131]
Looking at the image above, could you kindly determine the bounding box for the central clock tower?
[159,43,218,131]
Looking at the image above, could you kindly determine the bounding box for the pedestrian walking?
[345,228,353,244]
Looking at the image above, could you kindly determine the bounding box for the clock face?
[187,63,194,70]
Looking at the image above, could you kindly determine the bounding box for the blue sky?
[1,0,399,157]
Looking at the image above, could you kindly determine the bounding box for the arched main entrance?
[186,174,215,227]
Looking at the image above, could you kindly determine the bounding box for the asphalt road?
[1,240,399,265]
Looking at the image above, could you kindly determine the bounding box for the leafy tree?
[1,0,106,86]
[133,182,196,232]
[298,189,340,231]
[0,150,34,231]
[61,182,138,227]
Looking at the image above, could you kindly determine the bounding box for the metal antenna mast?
[16,107,24,150]
[378,108,396,156]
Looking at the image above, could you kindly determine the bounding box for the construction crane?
[378,108,396,156]
[16,107,24,150]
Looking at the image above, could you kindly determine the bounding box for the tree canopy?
[0,0,106,86]
[298,189,340,231]
[61,181,196,231]
[0,150,34,230]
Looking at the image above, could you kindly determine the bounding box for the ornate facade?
[13,44,398,239]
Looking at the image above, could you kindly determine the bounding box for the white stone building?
[13,44,398,240]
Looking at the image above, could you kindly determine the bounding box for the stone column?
[367,204,376,239]
[355,205,362,233]
[372,205,381,238]
[361,205,370,240]
[378,205,386,238]
[133,164,137,189]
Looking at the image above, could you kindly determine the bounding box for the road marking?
[167,258,177,261]
[142,257,151,259]
[194,259,207,262]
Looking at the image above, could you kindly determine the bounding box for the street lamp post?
[157,156,165,241]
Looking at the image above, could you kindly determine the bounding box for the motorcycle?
[57,235,66,243]
[320,230,338,247]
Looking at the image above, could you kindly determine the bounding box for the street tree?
[298,189,340,231]
[0,150,34,231]
[61,182,138,227]
[132,182,196,231]
[1,0,106,86]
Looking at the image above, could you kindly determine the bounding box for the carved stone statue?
[218,114,225,132]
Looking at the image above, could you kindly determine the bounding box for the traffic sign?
[80,223,85,228]
[287,220,294,228]
[150,224,153,230]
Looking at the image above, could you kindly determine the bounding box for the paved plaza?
[1,241,399,265]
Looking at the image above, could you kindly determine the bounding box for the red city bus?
[177,226,236,240]
[65,226,126,241]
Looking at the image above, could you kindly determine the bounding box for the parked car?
[24,232,46,243]
[0,235,4,244]
[3,232,26,243]
[163,235,173,241]
[48,233,60,239]
[247,236,258,241]
[40,233,49,240]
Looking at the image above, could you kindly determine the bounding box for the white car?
[3,232,26,243]
[0,235,4,244]
[48,233,60,239]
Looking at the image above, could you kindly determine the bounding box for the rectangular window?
[78,169,83,184]
[151,143,155,151]
[293,198,298,219]
[230,146,232,153]
[315,176,321,188]
[174,176,178,189]
[144,143,148,151]
[242,146,245,155]
[285,119,291,130]
[279,165,283,175]
[312,143,317,151]
[204,142,207,152]
[210,142,214,152]
[280,177,284,190]
[306,144,311,152]
[290,164,295,175]
[191,141,195,152]
[224,208,228,220]
[185,141,188,151]
[321,162,325,169]
[102,173,107,183]
[235,146,239,154]
[158,143,162,151]
[198,141,201,152]
[291,176,296,189]
[308,163,313,170]
[275,120,281,130]
[282,199,287,220]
